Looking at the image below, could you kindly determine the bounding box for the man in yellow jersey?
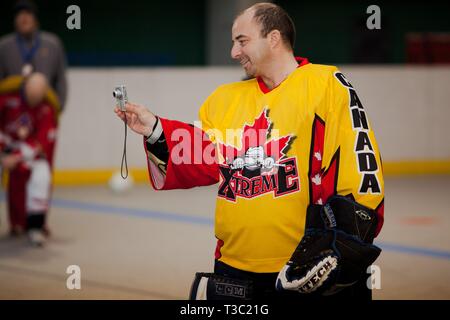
[114,3,384,300]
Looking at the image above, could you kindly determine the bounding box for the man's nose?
[231,43,241,60]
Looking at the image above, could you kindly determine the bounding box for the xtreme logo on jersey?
[217,109,299,202]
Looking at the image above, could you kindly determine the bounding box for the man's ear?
[268,29,282,49]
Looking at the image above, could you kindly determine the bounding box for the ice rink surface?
[0,176,449,299]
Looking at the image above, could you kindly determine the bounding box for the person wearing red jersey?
[114,3,384,299]
[0,72,58,246]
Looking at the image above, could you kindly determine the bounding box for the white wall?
[54,66,450,169]
[342,66,450,161]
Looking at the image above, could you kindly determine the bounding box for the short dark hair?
[13,0,38,18]
[241,3,296,50]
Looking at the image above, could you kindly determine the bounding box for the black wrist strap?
[145,116,160,140]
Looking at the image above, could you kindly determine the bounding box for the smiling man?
[114,2,385,300]
[231,4,299,89]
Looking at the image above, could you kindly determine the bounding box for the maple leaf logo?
[216,109,300,201]
[218,108,292,169]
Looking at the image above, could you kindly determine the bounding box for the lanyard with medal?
[16,32,41,76]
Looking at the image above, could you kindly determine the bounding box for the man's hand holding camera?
[114,103,157,138]
[113,85,157,138]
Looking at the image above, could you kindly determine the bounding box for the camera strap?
[121,112,128,179]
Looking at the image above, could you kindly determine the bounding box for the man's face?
[15,11,37,36]
[231,10,270,78]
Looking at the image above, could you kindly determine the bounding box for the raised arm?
[114,102,219,190]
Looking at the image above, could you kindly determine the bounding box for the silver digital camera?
[113,85,128,111]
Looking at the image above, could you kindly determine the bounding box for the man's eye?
[240,40,247,46]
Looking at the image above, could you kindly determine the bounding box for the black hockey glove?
[276,195,381,295]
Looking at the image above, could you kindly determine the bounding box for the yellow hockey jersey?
[145,60,384,273]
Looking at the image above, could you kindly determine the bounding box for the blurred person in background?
[115,2,384,300]
[0,72,59,246]
[0,0,67,110]
[0,0,66,244]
